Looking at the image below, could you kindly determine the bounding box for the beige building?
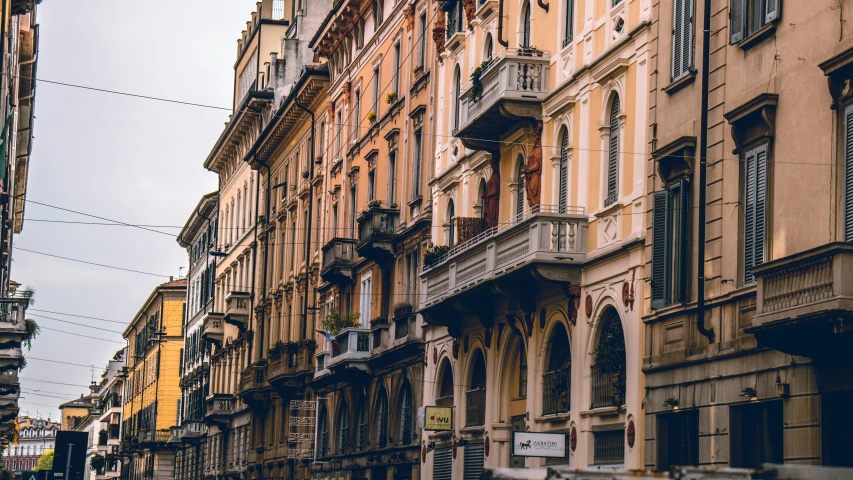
[419,0,651,473]
[642,0,853,469]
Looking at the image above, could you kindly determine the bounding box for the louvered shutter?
[517,159,525,216]
[730,0,746,44]
[683,0,693,76]
[673,0,684,80]
[765,0,780,23]
[463,441,485,480]
[743,144,767,285]
[676,179,691,303]
[433,446,453,480]
[607,97,620,206]
[845,105,853,241]
[559,129,569,211]
[651,190,669,309]
[754,146,768,274]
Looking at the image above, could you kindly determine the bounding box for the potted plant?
[370,317,388,328]
[322,309,361,335]
[423,244,451,268]
[98,429,108,446]
[267,340,286,360]
[367,111,377,122]
[386,92,398,104]
[469,58,493,104]
[90,454,106,475]
[393,302,414,319]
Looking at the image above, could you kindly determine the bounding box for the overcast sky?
[15,0,258,422]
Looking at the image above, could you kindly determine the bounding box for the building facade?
[175,192,218,479]
[119,278,186,480]
[1,415,58,473]
[642,0,853,469]
[91,349,127,480]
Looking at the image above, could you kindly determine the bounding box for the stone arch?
[588,303,627,409]
[518,0,533,47]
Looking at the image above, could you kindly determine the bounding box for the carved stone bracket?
[723,93,778,155]
[433,11,447,60]
[462,0,476,29]
[819,45,853,109]
[651,136,696,186]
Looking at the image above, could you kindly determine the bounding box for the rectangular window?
[730,401,783,468]
[413,129,423,197]
[843,104,853,241]
[418,13,427,68]
[593,428,625,465]
[360,272,372,326]
[372,66,380,118]
[563,0,575,47]
[350,186,357,236]
[392,42,401,95]
[353,90,361,143]
[657,410,699,470]
[651,179,690,308]
[332,204,339,237]
[743,143,768,285]
[672,0,694,80]
[462,441,485,480]
[336,110,343,158]
[433,447,452,480]
[730,0,780,44]
[388,150,397,203]
[368,170,376,202]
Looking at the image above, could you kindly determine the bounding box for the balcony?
[10,0,38,15]
[320,238,357,284]
[314,351,331,378]
[465,389,486,427]
[747,243,853,358]
[542,367,571,416]
[356,202,399,262]
[181,419,206,443]
[590,365,625,410]
[225,292,251,330]
[456,49,551,149]
[267,342,316,385]
[202,312,225,345]
[238,364,267,399]
[205,393,236,424]
[419,206,586,321]
[327,328,372,371]
[138,429,171,445]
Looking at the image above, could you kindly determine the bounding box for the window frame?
[651,178,690,308]
[671,0,694,81]
[742,142,769,285]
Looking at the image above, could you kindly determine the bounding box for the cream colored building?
[418,0,651,474]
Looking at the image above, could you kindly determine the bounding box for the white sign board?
[511,431,567,458]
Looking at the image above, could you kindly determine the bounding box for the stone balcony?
[180,419,206,443]
[326,328,373,371]
[138,429,171,445]
[747,242,853,358]
[202,312,225,345]
[356,201,399,262]
[205,394,236,424]
[238,364,267,401]
[267,341,316,387]
[419,206,587,324]
[225,291,251,331]
[456,48,551,148]
[320,238,357,284]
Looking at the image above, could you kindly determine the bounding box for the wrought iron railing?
[590,365,625,409]
[593,429,624,464]
[465,388,486,427]
[542,367,570,415]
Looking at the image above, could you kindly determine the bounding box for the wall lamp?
[739,388,758,401]
[663,397,679,411]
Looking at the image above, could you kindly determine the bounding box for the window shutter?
[754,145,768,275]
[765,0,780,23]
[517,160,525,216]
[564,0,575,46]
[559,130,569,211]
[607,97,620,206]
[651,190,668,309]
[743,144,767,284]
[677,179,691,303]
[845,105,853,241]
[730,0,746,44]
[683,0,693,75]
[463,441,485,480]
[673,0,684,80]
[433,447,453,480]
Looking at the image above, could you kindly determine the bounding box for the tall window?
[485,34,493,60]
[558,127,569,211]
[591,308,626,409]
[336,110,343,158]
[516,156,525,217]
[388,150,397,203]
[453,67,462,131]
[522,2,532,47]
[543,323,571,415]
[399,381,414,445]
[373,0,383,28]
[563,0,575,47]
[332,204,339,237]
[368,169,376,202]
[418,13,427,68]
[657,410,699,470]
[844,104,853,241]
[372,66,380,117]
[517,346,527,398]
[730,401,783,468]
[672,0,694,80]
[605,95,620,207]
[374,387,389,448]
[651,179,690,308]
[412,129,423,197]
[337,400,349,454]
[349,186,357,236]
[466,352,487,427]
[353,89,361,142]
[447,200,456,245]
[730,0,780,44]
[392,42,401,95]
[743,144,768,285]
[317,406,329,457]
[356,402,368,451]
[360,271,372,326]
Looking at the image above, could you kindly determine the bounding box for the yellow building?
[120,277,186,480]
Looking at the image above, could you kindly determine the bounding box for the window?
[355,21,364,50]
[517,347,527,398]
[742,143,768,285]
[317,406,329,457]
[372,66,380,118]
[353,89,361,142]
[485,34,493,60]
[730,0,780,44]
[522,2,532,47]
[332,204,339,237]
[543,323,571,415]
[842,104,853,241]
[337,400,349,454]
[360,271,372,325]
[392,43,401,95]
[591,308,626,409]
[453,67,462,131]
[558,127,570,211]
[466,352,487,427]
[651,179,690,308]
[672,0,694,80]
[388,150,397,203]
[336,110,343,157]
[350,186,357,236]
[399,381,414,445]
[657,410,699,470]
[447,200,456,245]
[373,0,383,28]
[463,440,485,480]
[418,13,427,68]
[368,169,376,202]
[563,0,575,47]
[516,156,525,217]
[605,95,620,207]
[374,387,389,448]
[730,400,782,468]
[593,428,625,465]
[356,402,368,451]
[412,129,423,197]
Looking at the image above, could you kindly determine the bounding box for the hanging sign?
[423,406,454,431]
[511,431,567,458]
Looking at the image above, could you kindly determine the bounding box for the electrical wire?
[27,313,125,335]
[15,247,172,277]
[28,308,124,325]
[25,357,97,369]
[20,378,93,388]
[38,326,125,344]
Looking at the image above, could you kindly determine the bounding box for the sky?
[14,0,258,422]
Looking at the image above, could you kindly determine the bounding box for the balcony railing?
[238,364,266,397]
[206,394,236,420]
[590,365,625,410]
[542,367,570,416]
[225,292,251,327]
[420,206,586,310]
[267,342,316,382]
[465,389,486,427]
[320,238,357,284]
[456,48,551,141]
[139,429,171,445]
[356,202,399,261]
[181,420,206,440]
[108,424,120,440]
[202,312,225,344]
[593,429,625,465]
[327,328,372,368]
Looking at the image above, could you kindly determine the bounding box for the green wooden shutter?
[730,0,746,44]
[607,96,620,206]
[845,105,853,242]
[559,129,569,211]
[677,179,691,303]
[743,144,768,285]
[765,0,780,23]
[652,190,668,308]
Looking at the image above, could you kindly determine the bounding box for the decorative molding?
[723,93,778,154]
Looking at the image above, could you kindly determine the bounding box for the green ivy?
[592,311,625,376]
[322,309,360,335]
[469,58,494,104]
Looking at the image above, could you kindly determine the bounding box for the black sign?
[21,472,49,480]
[51,431,89,480]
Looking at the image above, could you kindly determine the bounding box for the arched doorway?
[505,339,528,468]
[543,322,571,415]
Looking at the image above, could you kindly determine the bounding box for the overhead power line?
[39,326,125,344]
[28,313,125,334]
[29,308,124,325]
[15,247,171,277]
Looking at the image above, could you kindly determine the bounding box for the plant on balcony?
[90,454,106,473]
[299,338,317,349]
[367,111,377,122]
[370,317,388,328]
[267,340,286,360]
[23,318,40,350]
[322,309,360,335]
[440,0,458,11]
[592,314,627,405]
[469,58,493,104]
[393,302,414,318]
[423,244,451,268]
[98,429,108,446]
[386,92,398,104]
[518,45,544,57]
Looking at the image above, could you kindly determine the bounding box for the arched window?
[558,126,570,211]
[563,0,575,47]
[605,95,621,207]
[591,307,626,409]
[398,380,414,445]
[543,322,571,415]
[516,344,528,398]
[317,405,329,457]
[437,360,454,406]
[478,179,488,220]
[466,351,487,427]
[454,67,462,131]
[516,155,525,217]
[374,387,389,448]
[337,400,349,454]
[355,400,368,451]
[447,200,456,245]
[522,2,532,47]
[485,34,494,60]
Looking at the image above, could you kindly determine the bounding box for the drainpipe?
[293,99,315,341]
[497,0,509,47]
[696,0,714,343]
